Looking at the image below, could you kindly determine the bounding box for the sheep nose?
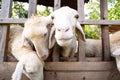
[58,28,69,32]
[65,28,69,32]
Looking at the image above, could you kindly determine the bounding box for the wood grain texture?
[100,0,110,61]
[54,0,61,10]
[0,0,12,61]
[28,0,37,17]
[0,62,119,80]
[44,62,120,80]
[0,19,120,25]
[45,62,115,71]
[0,62,29,80]
[77,0,84,21]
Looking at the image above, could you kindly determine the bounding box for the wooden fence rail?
[0,19,120,25]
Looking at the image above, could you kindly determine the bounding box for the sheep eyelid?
[65,28,69,32]
[51,23,54,26]
[74,14,79,19]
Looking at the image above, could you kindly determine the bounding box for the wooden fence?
[0,0,120,80]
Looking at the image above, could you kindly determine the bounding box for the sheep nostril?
[65,28,69,32]
[57,29,61,31]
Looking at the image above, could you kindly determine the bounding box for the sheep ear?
[112,49,120,57]
[76,21,85,41]
[49,26,56,49]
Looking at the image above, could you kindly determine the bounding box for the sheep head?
[22,15,51,60]
[49,6,85,49]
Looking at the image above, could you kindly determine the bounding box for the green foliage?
[0,1,1,9]
[12,1,28,18]
[12,2,51,18]
[85,0,101,39]
[108,1,120,20]
[85,0,100,20]
[84,0,120,39]
[37,7,51,16]
[85,25,101,39]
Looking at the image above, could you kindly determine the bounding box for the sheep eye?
[75,14,79,19]
[51,16,54,20]
[65,28,69,32]
[51,23,54,26]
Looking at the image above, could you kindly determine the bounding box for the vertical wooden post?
[77,0,84,21]
[28,0,37,17]
[54,0,61,10]
[52,43,60,62]
[77,0,85,61]
[51,0,61,62]
[100,0,111,61]
[0,0,12,61]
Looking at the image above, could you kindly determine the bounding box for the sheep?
[85,31,120,72]
[85,31,120,57]
[85,39,102,57]
[9,15,51,80]
[110,31,120,72]
[49,6,85,58]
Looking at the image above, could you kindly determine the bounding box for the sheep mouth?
[58,37,72,41]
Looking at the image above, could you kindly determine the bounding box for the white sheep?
[85,39,102,57]
[9,15,51,80]
[85,31,120,57]
[110,31,120,72]
[85,31,120,72]
[49,6,85,58]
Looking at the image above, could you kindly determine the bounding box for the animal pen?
[0,0,120,80]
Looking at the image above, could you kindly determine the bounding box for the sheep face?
[22,16,51,60]
[49,6,85,48]
[54,17,75,46]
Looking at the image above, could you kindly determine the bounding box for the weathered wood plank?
[0,62,29,80]
[109,25,120,32]
[52,43,60,62]
[52,0,61,62]
[0,0,12,61]
[54,0,61,10]
[101,26,111,61]
[0,62,119,80]
[0,18,26,24]
[45,71,120,80]
[77,0,85,61]
[100,0,111,61]
[28,0,37,17]
[45,62,115,71]
[78,39,85,61]
[80,20,120,25]
[0,19,120,25]
[77,0,84,21]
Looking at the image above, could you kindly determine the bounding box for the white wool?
[9,16,51,80]
[49,6,85,58]
[85,31,120,72]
